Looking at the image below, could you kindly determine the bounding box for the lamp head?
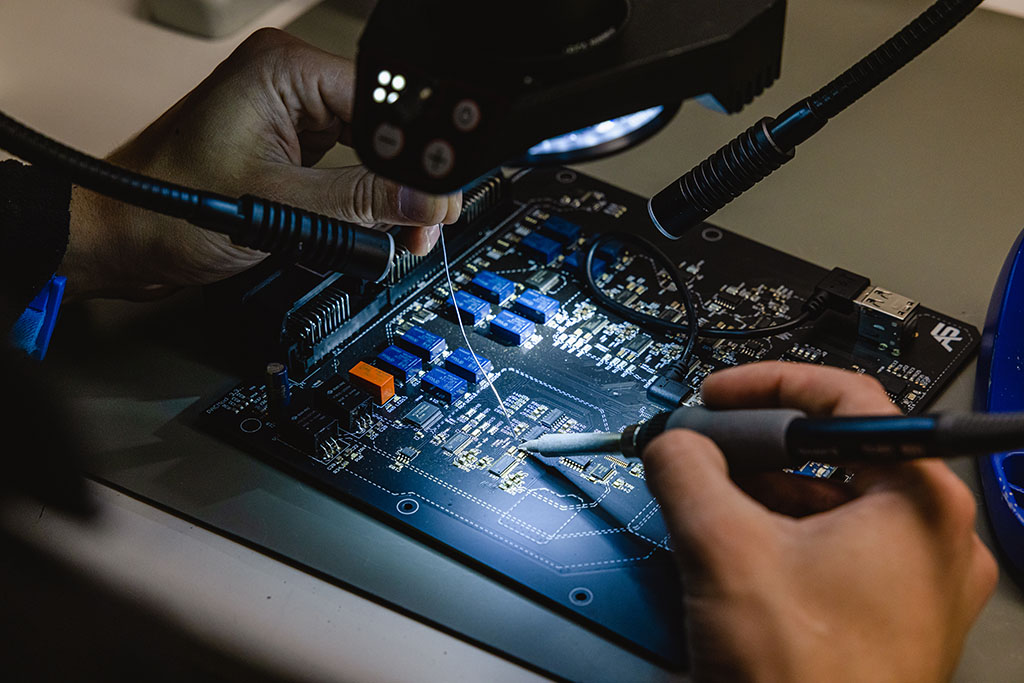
[353,0,787,193]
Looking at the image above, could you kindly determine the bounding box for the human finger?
[394,224,441,256]
[701,361,898,417]
[251,164,462,227]
[642,429,774,576]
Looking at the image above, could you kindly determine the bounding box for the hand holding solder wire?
[636,361,996,681]
[56,29,461,300]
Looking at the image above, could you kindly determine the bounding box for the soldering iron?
[522,407,1024,473]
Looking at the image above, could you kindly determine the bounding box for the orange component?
[348,361,395,405]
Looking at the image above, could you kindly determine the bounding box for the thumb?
[259,164,462,228]
[643,429,773,575]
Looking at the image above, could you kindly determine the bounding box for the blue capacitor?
[470,271,516,305]
[520,232,562,266]
[513,288,560,324]
[448,290,490,326]
[445,347,493,383]
[376,344,422,382]
[491,310,536,346]
[421,367,468,404]
[540,215,582,245]
[397,326,447,363]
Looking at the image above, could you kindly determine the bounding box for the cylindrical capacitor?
[265,362,291,424]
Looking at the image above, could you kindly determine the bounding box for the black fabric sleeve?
[0,160,72,327]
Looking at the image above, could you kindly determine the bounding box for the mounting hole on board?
[397,498,420,515]
[555,170,577,184]
[701,226,723,242]
[569,587,593,606]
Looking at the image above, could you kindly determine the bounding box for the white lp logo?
[930,322,963,352]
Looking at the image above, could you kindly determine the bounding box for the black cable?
[648,0,983,238]
[583,233,697,358]
[580,233,822,344]
[0,110,395,282]
[579,233,830,407]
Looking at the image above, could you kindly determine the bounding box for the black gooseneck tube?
[0,111,395,282]
[648,0,984,239]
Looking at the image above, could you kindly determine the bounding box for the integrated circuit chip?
[513,289,560,324]
[376,344,422,382]
[524,269,561,294]
[580,315,608,336]
[448,290,490,326]
[877,372,909,398]
[520,232,561,266]
[442,432,472,453]
[491,310,536,346]
[539,408,564,427]
[470,271,516,305]
[397,326,447,363]
[623,334,652,356]
[421,367,468,404]
[521,425,547,441]
[445,347,493,383]
[403,401,443,430]
[488,454,518,478]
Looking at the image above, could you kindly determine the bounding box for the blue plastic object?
[397,326,447,363]
[491,310,535,346]
[564,250,607,278]
[470,271,516,305]
[513,288,560,324]
[975,226,1024,581]
[421,367,468,404]
[376,345,422,382]
[9,275,65,360]
[520,232,562,266]
[445,347,493,383]
[448,290,490,326]
[540,215,582,245]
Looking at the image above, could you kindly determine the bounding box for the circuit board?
[202,166,979,668]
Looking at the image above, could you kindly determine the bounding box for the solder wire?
[438,227,519,440]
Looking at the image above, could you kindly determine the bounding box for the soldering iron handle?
[630,407,805,472]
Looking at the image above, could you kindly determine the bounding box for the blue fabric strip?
[9,274,65,360]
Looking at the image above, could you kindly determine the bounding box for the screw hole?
[701,227,723,242]
[568,587,593,605]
